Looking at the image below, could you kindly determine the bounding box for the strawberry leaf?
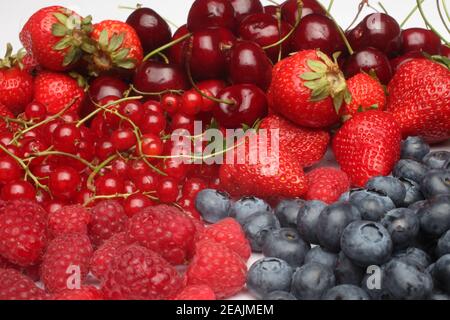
[108,33,125,52]
[52,23,68,37]
[53,37,72,51]
[112,48,130,61]
[98,30,109,49]
[307,59,327,73]
[116,59,136,69]
[53,12,68,25]
[300,72,322,81]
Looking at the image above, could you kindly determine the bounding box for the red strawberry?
[186,240,247,299]
[40,233,93,293]
[52,286,103,300]
[259,114,330,167]
[269,49,350,128]
[126,205,196,265]
[34,72,85,115]
[173,285,216,300]
[198,218,251,260]
[340,73,386,118]
[89,200,128,247]
[0,268,48,300]
[386,58,450,143]
[20,6,92,71]
[333,110,402,187]
[305,167,350,204]
[102,244,184,300]
[90,232,128,280]
[47,205,91,238]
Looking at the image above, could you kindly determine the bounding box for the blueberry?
[195,189,231,223]
[423,151,450,169]
[335,252,365,285]
[437,230,450,258]
[393,159,428,184]
[394,247,431,270]
[419,195,450,238]
[349,190,396,221]
[366,176,406,207]
[262,228,310,268]
[361,270,391,300]
[429,290,450,300]
[263,291,297,300]
[242,211,280,252]
[230,196,272,225]
[400,178,425,207]
[380,208,420,249]
[275,199,304,228]
[383,258,433,300]
[338,188,364,203]
[401,136,430,161]
[322,284,370,300]
[421,169,450,199]
[247,258,293,298]
[317,202,361,253]
[291,262,336,300]
[433,254,450,294]
[341,221,393,267]
[296,200,327,245]
[444,158,450,171]
[304,246,338,270]
[408,200,428,214]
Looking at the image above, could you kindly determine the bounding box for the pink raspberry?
[47,205,91,238]
[89,200,128,247]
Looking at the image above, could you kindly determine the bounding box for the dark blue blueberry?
[304,246,338,270]
[400,178,425,207]
[262,228,310,268]
[317,202,361,253]
[393,159,428,184]
[419,195,450,238]
[338,188,364,203]
[444,158,450,171]
[366,176,406,207]
[195,189,231,223]
[322,284,370,300]
[433,254,450,294]
[380,208,420,249]
[291,262,336,300]
[437,230,450,258]
[401,136,430,161]
[242,211,280,252]
[296,200,327,245]
[394,247,431,270]
[349,190,396,221]
[429,290,450,300]
[263,291,297,300]
[275,199,304,228]
[361,269,391,300]
[247,258,294,298]
[341,221,393,267]
[383,258,433,300]
[230,196,272,225]
[423,151,450,169]
[335,251,365,285]
[421,169,450,199]
[408,200,428,214]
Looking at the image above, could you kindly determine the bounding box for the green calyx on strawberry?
[0,44,26,70]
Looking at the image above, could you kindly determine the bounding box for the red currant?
[119,100,144,126]
[0,156,22,183]
[128,159,151,177]
[134,172,159,192]
[95,173,125,196]
[44,200,65,214]
[182,177,208,198]
[124,193,153,217]
[141,134,163,157]
[49,166,81,200]
[140,111,167,135]
[143,100,164,115]
[95,139,115,161]
[156,177,179,203]
[111,158,129,176]
[181,90,202,116]
[1,180,36,201]
[24,101,46,122]
[161,94,181,115]
[162,158,188,181]
[171,113,195,134]
[52,123,81,153]
[111,128,137,151]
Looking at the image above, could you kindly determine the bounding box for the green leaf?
[108,33,124,52]
[98,29,109,49]
[81,42,96,54]
[333,94,344,114]
[307,59,327,73]
[53,37,72,51]
[52,23,67,37]
[53,12,68,25]
[344,89,352,105]
[112,48,130,61]
[332,51,342,63]
[63,47,80,66]
[300,72,322,81]
[116,59,136,69]
[82,15,93,25]
[316,51,333,66]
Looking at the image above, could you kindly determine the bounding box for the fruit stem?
[417,0,449,44]
[328,0,335,11]
[143,32,192,62]
[437,0,450,34]
[443,0,450,22]
[117,4,142,10]
[0,116,31,128]
[24,150,96,170]
[267,0,280,5]
[378,2,388,14]
[129,85,184,97]
[157,52,170,64]
[400,0,424,27]
[87,154,118,192]
[84,191,158,206]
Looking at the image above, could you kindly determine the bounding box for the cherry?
[119,101,144,126]
[401,28,442,55]
[264,5,278,18]
[95,173,125,196]
[89,76,128,102]
[157,177,179,203]
[1,180,36,201]
[291,14,345,56]
[124,193,153,217]
[281,0,325,26]
[134,172,159,192]
[141,133,164,157]
[390,51,424,73]
[231,0,264,22]
[168,25,190,66]
[111,128,136,151]
[0,156,22,183]
[239,13,292,63]
[128,159,152,177]
[171,113,196,134]
[111,158,128,176]
[134,61,189,94]
[196,79,227,112]
[49,166,81,200]
[52,123,81,153]
[142,100,164,115]
[442,45,450,58]
[213,84,268,128]
[126,7,172,54]
[140,111,167,135]
[161,94,181,115]
[182,177,208,198]
[343,47,393,85]
[187,0,236,32]
[347,13,401,56]
[24,102,46,122]
[95,139,115,161]
[181,90,203,116]
[229,40,272,90]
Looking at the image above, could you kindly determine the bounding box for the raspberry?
[0,199,47,228]
[52,286,103,300]
[186,240,247,299]
[173,285,216,300]
[126,205,196,265]
[102,244,184,300]
[47,205,91,238]
[40,233,93,293]
[89,200,128,247]
[90,232,128,280]
[198,218,251,260]
[0,268,48,300]
[306,167,351,204]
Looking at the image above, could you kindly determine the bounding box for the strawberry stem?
[400,0,425,27]
[417,0,449,44]
[143,32,192,62]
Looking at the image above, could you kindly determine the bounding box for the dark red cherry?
[1,180,36,201]
[187,0,236,32]
[89,76,127,102]
[390,51,425,73]
[134,61,189,93]
[126,7,172,54]
[168,25,190,66]
[291,13,345,56]
[213,84,268,128]
[343,47,393,85]
[228,40,272,90]
[231,0,264,22]
[281,0,325,25]
[401,28,442,55]
[264,5,278,18]
[196,79,227,112]
[239,13,291,63]
[442,45,450,58]
[347,13,401,56]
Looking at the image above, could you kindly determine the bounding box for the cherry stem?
[130,84,184,96]
[276,7,283,62]
[117,4,142,10]
[417,0,449,44]
[378,2,388,14]
[267,0,280,5]
[346,0,368,31]
[157,52,170,64]
[328,0,335,11]
[87,154,118,192]
[24,150,96,170]
[400,0,425,27]
[143,32,192,62]
[437,0,450,35]
[443,0,450,22]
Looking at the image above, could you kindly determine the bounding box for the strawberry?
[332,110,402,187]
[340,73,386,118]
[306,167,350,204]
[0,103,20,133]
[34,72,85,115]
[386,58,450,143]
[20,6,93,71]
[269,49,351,128]
[259,114,330,167]
[173,285,216,300]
